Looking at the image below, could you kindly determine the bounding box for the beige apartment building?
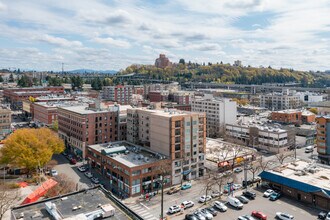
[0,108,11,138]
[127,108,206,185]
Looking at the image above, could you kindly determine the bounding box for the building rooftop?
[59,105,118,115]
[89,141,167,168]
[11,187,131,220]
[260,160,330,195]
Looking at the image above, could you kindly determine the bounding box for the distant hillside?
[119,63,330,87]
[68,69,117,74]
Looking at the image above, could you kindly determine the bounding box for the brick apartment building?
[316,115,330,164]
[0,108,11,138]
[127,108,206,185]
[3,86,64,109]
[155,54,172,69]
[148,91,169,102]
[102,85,133,105]
[58,103,119,159]
[87,141,171,197]
[271,110,315,125]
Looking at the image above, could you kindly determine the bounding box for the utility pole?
[244,159,248,192]
[160,175,164,220]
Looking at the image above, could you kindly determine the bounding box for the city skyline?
[0,0,329,71]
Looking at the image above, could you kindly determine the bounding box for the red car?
[251,211,267,220]
[70,158,77,165]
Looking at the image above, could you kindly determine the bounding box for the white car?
[78,166,87,172]
[50,169,58,177]
[168,205,182,214]
[211,190,222,198]
[199,195,212,203]
[91,177,99,184]
[326,212,330,220]
[181,200,194,209]
[84,172,93,178]
[200,209,213,220]
[276,212,294,220]
[226,196,243,209]
[234,167,243,173]
[263,189,274,197]
[213,201,227,212]
[233,184,242,190]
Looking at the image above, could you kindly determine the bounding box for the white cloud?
[38,34,82,47]
[0,2,6,11]
[93,37,131,49]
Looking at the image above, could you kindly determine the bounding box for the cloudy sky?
[0,0,329,71]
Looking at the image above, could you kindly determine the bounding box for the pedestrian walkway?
[127,203,158,220]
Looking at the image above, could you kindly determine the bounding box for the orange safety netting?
[21,179,58,205]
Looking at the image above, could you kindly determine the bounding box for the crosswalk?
[128,203,158,220]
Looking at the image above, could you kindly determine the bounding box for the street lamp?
[160,175,164,220]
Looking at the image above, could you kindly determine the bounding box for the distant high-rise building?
[233,60,242,67]
[155,54,172,68]
[102,85,133,105]
[316,116,330,164]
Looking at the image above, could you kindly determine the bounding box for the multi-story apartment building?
[87,141,171,197]
[58,102,119,159]
[127,108,206,185]
[172,91,192,105]
[271,109,315,125]
[225,123,295,153]
[191,96,237,138]
[155,54,172,68]
[316,116,330,164]
[0,108,11,138]
[102,85,133,105]
[260,91,301,111]
[3,86,64,109]
[148,91,169,102]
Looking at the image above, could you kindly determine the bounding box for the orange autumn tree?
[0,128,64,174]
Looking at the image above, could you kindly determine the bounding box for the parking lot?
[163,186,320,220]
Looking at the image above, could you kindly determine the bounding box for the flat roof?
[59,105,118,114]
[261,160,330,193]
[132,107,201,118]
[11,187,131,220]
[89,141,167,168]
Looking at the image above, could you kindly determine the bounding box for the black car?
[242,191,256,199]
[185,214,198,220]
[206,207,217,216]
[236,195,249,204]
[318,211,328,219]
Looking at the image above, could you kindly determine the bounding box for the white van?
[226,196,243,209]
[305,146,313,153]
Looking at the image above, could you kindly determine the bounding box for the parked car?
[205,207,217,216]
[243,191,256,199]
[236,195,249,204]
[318,211,328,219]
[326,212,330,220]
[84,172,93,178]
[181,201,194,209]
[181,182,192,190]
[199,195,212,203]
[168,205,182,214]
[263,189,274,198]
[305,146,313,153]
[211,190,222,198]
[78,166,88,172]
[234,167,243,173]
[91,177,99,184]
[70,158,77,165]
[275,212,294,220]
[269,192,281,201]
[213,201,227,212]
[167,186,181,195]
[50,169,58,177]
[226,196,243,209]
[185,214,198,220]
[233,184,242,190]
[194,211,206,220]
[251,211,267,220]
[200,209,213,220]
[238,215,257,220]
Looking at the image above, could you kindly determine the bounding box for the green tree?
[0,75,3,82]
[179,58,185,65]
[71,76,83,90]
[0,128,64,174]
[9,73,14,82]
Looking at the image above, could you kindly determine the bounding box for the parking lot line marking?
[142,214,154,218]
[138,210,148,214]
[140,202,150,210]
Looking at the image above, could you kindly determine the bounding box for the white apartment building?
[191,95,237,138]
[102,85,133,104]
[225,123,295,153]
[260,90,301,110]
[127,108,206,185]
